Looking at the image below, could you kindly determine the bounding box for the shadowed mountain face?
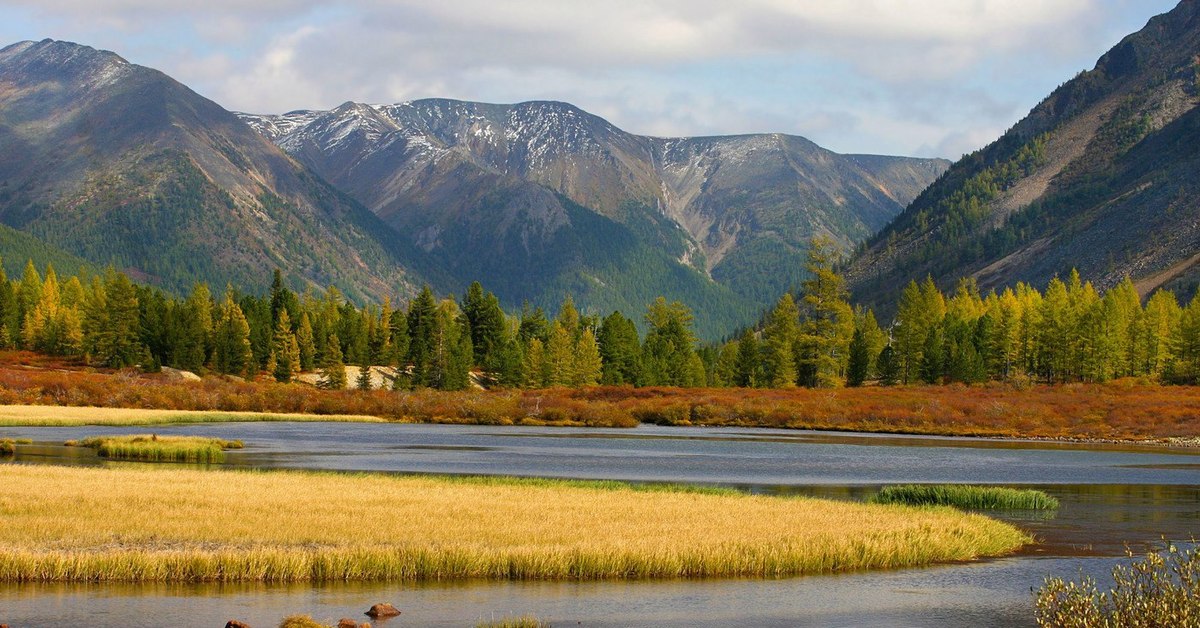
[242,100,946,336]
[0,39,428,303]
[846,0,1200,314]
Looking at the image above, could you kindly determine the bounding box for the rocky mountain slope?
[845,0,1200,312]
[0,39,429,302]
[242,100,946,333]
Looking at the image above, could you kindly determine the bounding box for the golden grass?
[0,464,1029,583]
[476,617,550,628]
[67,434,244,463]
[0,404,383,427]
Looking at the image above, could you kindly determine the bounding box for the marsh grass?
[0,464,1030,583]
[68,434,244,463]
[0,405,383,427]
[871,485,1059,510]
[1036,543,1200,627]
[476,616,550,628]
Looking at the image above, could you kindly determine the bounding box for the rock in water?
[364,603,401,618]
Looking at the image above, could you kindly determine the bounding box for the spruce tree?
[296,312,316,371]
[271,310,300,383]
[846,326,870,387]
[213,290,253,377]
[598,311,641,385]
[318,333,347,390]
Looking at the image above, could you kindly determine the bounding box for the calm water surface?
[1,423,1198,627]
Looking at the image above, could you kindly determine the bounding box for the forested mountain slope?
[0,39,429,303]
[242,100,946,336]
[846,0,1200,313]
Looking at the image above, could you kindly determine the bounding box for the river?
[1,423,1197,627]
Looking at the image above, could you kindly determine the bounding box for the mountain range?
[3,0,1197,340]
[846,0,1200,313]
[0,37,945,337]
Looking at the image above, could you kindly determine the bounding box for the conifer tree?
[761,293,799,387]
[296,311,316,371]
[846,326,870,387]
[356,360,373,390]
[734,329,760,388]
[213,289,253,377]
[598,311,641,385]
[795,238,855,387]
[406,286,438,387]
[570,327,603,386]
[523,337,547,388]
[877,344,900,386]
[318,333,347,390]
[271,310,300,383]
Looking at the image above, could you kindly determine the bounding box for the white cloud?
[0,0,1179,157]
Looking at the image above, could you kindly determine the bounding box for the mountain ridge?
[240,97,947,329]
[845,0,1200,313]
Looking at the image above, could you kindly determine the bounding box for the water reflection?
[0,422,1197,627]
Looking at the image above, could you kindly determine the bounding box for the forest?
[3,235,1199,391]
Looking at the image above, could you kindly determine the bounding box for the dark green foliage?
[876,345,899,386]
[639,297,702,387]
[406,286,438,387]
[872,485,1059,510]
[734,330,760,388]
[846,327,870,387]
[598,311,641,385]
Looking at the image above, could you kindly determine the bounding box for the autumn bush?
[0,358,1198,439]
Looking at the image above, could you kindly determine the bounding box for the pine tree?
[761,293,799,387]
[570,327,603,386]
[523,337,547,388]
[846,326,870,387]
[877,344,900,386]
[734,329,760,388]
[271,310,300,383]
[406,286,438,387]
[318,333,347,390]
[795,238,855,387]
[640,297,699,387]
[296,312,316,371]
[91,271,143,368]
[598,311,641,385]
[212,289,253,377]
[544,322,574,386]
[356,360,373,390]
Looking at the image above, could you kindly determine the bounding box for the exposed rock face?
[242,100,946,334]
[846,0,1200,313]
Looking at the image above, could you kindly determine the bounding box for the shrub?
[1035,544,1200,627]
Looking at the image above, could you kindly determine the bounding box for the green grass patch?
[871,484,1059,510]
[67,434,243,463]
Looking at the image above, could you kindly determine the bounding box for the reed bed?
[477,617,550,628]
[0,437,31,455]
[0,465,1029,583]
[0,405,383,427]
[871,485,1060,510]
[67,434,244,463]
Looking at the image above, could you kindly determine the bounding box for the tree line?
[3,239,1200,390]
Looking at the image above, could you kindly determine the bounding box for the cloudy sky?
[0,0,1178,158]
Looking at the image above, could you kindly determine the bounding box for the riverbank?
[0,464,1028,583]
[1,353,1198,440]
